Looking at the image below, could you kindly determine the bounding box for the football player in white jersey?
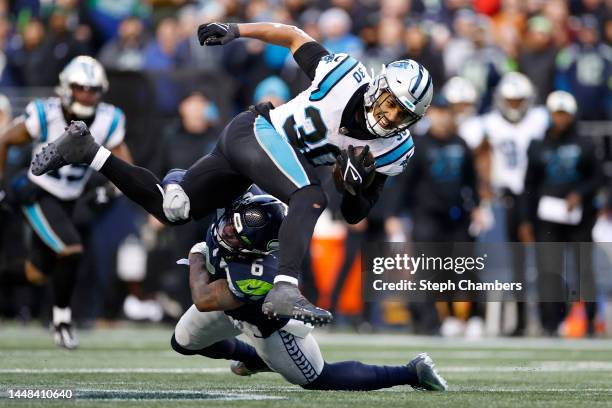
[0,56,132,349]
[459,72,549,335]
[30,22,434,326]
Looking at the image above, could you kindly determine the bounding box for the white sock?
[53,306,72,325]
[90,146,111,171]
[273,275,299,286]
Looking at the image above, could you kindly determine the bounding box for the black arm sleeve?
[340,173,387,224]
[463,143,480,208]
[293,41,330,80]
[519,141,540,224]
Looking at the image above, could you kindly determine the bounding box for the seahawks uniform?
[19,97,125,254]
[174,225,324,385]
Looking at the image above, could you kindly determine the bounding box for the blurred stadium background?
[0,0,611,345]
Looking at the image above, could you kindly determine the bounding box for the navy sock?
[170,335,268,371]
[304,361,418,391]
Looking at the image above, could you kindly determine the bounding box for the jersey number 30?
[283,107,338,166]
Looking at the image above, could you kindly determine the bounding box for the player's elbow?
[192,292,218,312]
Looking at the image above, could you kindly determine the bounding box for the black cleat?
[262,282,333,325]
[31,120,100,176]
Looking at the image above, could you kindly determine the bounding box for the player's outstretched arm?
[188,247,244,312]
[198,22,315,54]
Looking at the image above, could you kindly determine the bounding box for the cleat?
[230,361,272,376]
[53,323,79,350]
[408,353,447,391]
[262,282,333,325]
[30,120,100,176]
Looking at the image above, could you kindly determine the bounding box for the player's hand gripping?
[197,22,240,46]
[163,184,190,222]
[336,145,375,196]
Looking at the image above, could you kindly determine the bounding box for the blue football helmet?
[213,186,287,257]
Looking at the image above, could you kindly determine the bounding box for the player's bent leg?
[262,186,332,324]
[171,306,268,371]
[244,329,324,386]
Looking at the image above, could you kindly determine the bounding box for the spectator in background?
[456,14,508,112]
[318,8,363,58]
[81,0,150,51]
[519,91,602,336]
[555,14,612,120]
[6,18,45,86]
[155,92,220,176]
[143,17,191,70]
[401,19,445,92]
[98,16,147,71]
[518,16,558,104]
[253,75,290,107]
[443,9,477,78]
[361,17,403,69]
[0,13,18,86]
[14,6,90,86]
[176,4,224,71]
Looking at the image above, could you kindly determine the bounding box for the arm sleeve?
[292,41,330,81]
[340,173,387,224]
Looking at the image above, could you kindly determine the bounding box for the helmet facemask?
[56,56,108,119]
[363,61,432,138]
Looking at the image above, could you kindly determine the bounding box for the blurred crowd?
[0,0,611,338]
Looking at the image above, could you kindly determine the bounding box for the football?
[332,146,376,192]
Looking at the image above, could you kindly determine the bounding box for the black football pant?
[100,106,326,280]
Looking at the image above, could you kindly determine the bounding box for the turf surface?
[1,324,611,407]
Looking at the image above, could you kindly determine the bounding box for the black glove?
[336,145,376,196]
[197,22,240,46]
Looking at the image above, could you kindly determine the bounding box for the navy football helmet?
[213,186,287,257]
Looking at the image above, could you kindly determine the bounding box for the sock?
[304,361,418,391]
[170,335,268,371]
[100,156,180,223]
[53,253,80,309]
[53,306,72,326]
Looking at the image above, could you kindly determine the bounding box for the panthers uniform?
[459,105,548,196]
[21,97,125,253]
[269,53,415,175]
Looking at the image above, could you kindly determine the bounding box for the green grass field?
[1,324,611,407]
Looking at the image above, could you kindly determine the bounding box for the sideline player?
[0,56,132,348]
[31,22,434,325]
[169,182,447,391]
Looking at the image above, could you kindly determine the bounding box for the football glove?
[336,145,376,196]
[197,22,240,46]
[163,183,190,222]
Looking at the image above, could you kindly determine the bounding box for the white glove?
[163,183,191,222]
[189,241,207,256]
